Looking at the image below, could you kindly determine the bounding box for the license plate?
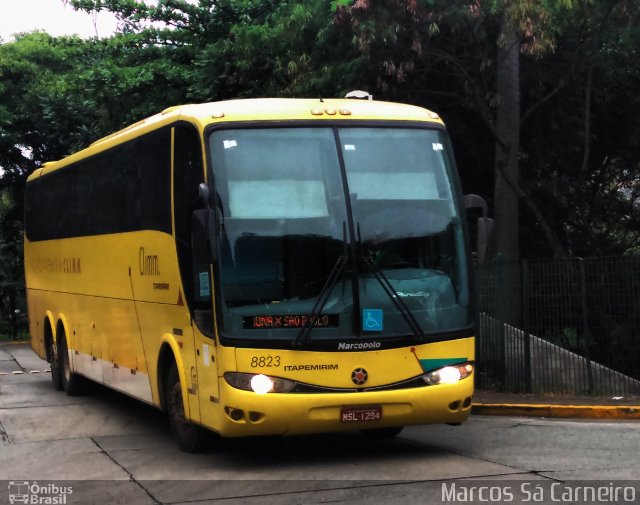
[340,405,382,423]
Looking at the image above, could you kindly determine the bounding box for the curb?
[472,403,640,420]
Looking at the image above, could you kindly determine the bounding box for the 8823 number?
[250,355,281,368]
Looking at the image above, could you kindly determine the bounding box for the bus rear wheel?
[165,362,207,453]
[59,334,83,396]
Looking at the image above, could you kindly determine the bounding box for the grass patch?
[0,332,30,342]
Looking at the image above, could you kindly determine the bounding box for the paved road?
[2,342,639,505]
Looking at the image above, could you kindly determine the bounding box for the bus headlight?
[422,363,473,385]
[224,372,296,394]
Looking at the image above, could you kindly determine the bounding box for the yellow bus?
[25,97,480,452]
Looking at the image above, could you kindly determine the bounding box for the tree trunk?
[494,16,521,264]
[494,14,522,327]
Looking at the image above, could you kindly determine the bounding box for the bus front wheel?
[165,362,206,453]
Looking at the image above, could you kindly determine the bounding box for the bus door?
[173,123,219,426]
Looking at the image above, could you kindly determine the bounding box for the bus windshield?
[208,126,470,342]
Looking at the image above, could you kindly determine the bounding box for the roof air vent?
[345,90,373,100]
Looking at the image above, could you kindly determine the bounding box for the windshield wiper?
[294,222,349,346]
[358,224,426,341]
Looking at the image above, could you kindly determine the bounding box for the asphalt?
[3,339,640,420]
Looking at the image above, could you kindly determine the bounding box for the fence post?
[497,258,506,387]
[492,255,507,389]
[579,258,594,394]
[522,260,532,393]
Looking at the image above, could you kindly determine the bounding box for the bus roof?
[28,98,444,181]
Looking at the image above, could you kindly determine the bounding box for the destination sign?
[242,314,340,329]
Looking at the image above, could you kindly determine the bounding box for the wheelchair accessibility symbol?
[362,309,383,331]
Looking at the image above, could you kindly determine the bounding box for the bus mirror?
[463,194,488,218]
[476,217,494,266]
[463,194,493,266]
[198,183,211,209]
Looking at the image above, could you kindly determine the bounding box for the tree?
[0,190,25,337]
[0,29,194,334]
[333,0,572,261]
[0,33,98,334]
[70,0,354,100]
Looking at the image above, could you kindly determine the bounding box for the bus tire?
[59,333,83,396]
[359,426,403,439]
[49,335,64,391]
[165,362,206,453]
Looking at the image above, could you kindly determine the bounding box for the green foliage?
[0,0,638,335]
[520,0,640,255]
[0,189,25,338]
[332,0,639,256]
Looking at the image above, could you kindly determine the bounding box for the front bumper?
[214,377,473,437]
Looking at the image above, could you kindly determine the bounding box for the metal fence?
[475,256,640,396]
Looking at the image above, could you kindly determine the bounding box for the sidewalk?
[473,390,640,420]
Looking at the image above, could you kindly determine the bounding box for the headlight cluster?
[224,372,296,394]
[422,363,474,385]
